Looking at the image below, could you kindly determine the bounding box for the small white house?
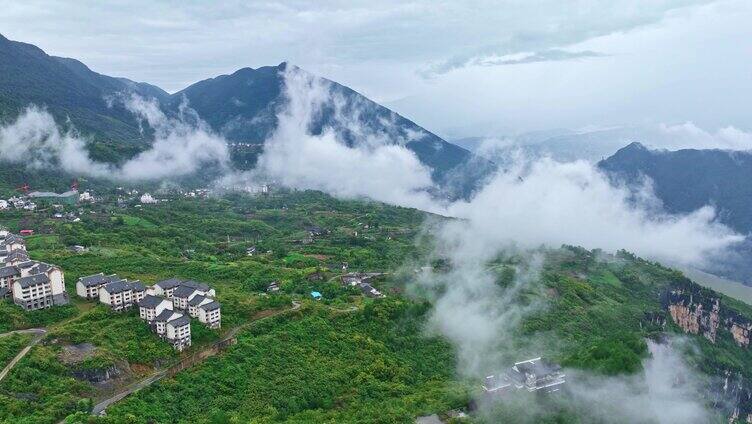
[79,191,94,202]
[0,200,8,210]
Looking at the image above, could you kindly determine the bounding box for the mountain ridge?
[0,34,488,196]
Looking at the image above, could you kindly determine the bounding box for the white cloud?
[445,158,740,266]
[251,65,438,210]
[657,122,752,151]
[0,96,230,181]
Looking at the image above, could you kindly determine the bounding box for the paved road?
[92,301,302,416]
[0,328,47,383]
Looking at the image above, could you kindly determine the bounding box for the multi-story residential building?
[152,278,184,298]
[131,281,147,303]
[197,301,221,329]
[170,280,215,310]
[0,233,26,252]
[138,294,173,322]
[12,269,69,311]
[165,314,192,351]
[171,285,200,310]
[3,250,30,266]
[0,265,20,298]
[75,273,118,299]
[153,310,192,351]
[99,279,146,311]
[187,294,210,317]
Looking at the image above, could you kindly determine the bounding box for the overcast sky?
[1,0,750,138]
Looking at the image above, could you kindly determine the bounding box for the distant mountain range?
[0,34,488,196]
[599,142,752,283]
[599,142,752,235]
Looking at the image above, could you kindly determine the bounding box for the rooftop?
[101,279,131,294]
[167,314,191,327]
[138,294,168,309]
[155,278,184,290]
[172,284,198,299]
[188,294,207,306]
[17,273,50,288]
[0,265,20,278]
[199,300,220,311]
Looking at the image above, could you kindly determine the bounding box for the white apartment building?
[12,266,68,311]
[152,278,184,298]
[165,314,192,351]
[197,301,221,329]
[153,310,192,351]
[0,233,26,252]
[76,273,118,299]
[99,279,146,311]
[138,294,173,322]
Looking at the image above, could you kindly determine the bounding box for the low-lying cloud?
[249,65,438,210]
[0,95,229,181]
[657,122,752,151]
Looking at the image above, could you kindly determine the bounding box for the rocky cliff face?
[665,288,750,347]
[663,284,752,421]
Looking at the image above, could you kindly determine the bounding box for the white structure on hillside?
[153,310,191,351]
[171,281,213,310]
[98,279,146,311]
[79,191,94,202]
[11,262,68,310]
[197,300,221,329]
[140,193,157,204]
[138,294,173,322]
[152,278,184,298]
[76,273,118,299]
[1,232,68,310]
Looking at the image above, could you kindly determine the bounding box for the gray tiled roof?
[171,284,197,299]
[5,251,30,262]
[181,280,210,291]
[188,294,207,306]
[199,301,220,312]
[138,294,167,309]
[155,278,184,290]
[17,261,35,269]
[1,234,25,245]
[154,309,174,322]
[0,265,19,278]
[167,315,190,327]
[130,280,146,292]
[101,279,130,294]
[78,273,112,287]
[17,273,49,288]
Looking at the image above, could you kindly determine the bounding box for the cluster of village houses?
[0,229,69,310]
[0,229,220,352]
[76,275,221,351]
